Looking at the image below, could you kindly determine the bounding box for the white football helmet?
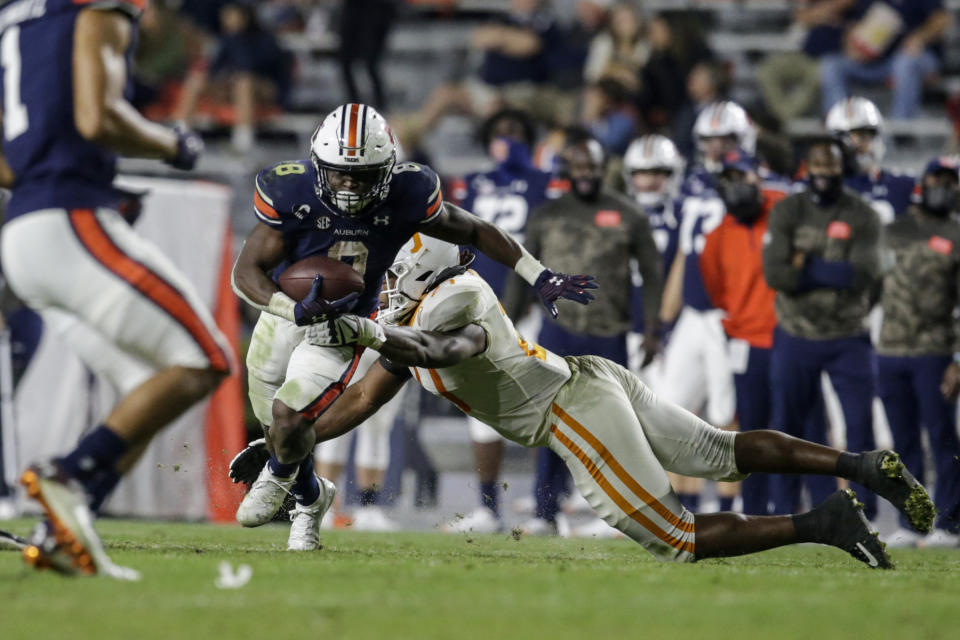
[310,103,398,216]
[380,233,461,325]
[693,101,757,161]
[825,96,885,171]
[622,135,684,208]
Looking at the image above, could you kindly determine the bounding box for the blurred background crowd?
[4,0,960,547]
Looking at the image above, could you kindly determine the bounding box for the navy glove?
[166,124,204,171]
[534,269,597,319]
[293,275,360,326]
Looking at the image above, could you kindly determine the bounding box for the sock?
[359,488,379,507]
[57,425,128,484]
[718,496,734,512]
[678,492,700,512]
[291,456,320,505]
[836,452,862,482]
[792,510,825,544]
[479,481,500,518]
[87,468,121,514]
[267,455,299,478]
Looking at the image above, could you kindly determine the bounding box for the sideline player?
[826,97,915,225]
[231,103,595,549]
[442,108,562,534]
[301,234,934,568]
[0,0,222,578]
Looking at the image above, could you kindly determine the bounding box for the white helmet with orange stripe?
[623,134,684,207]
[379,233,461,325]
[825,96,885,171]
[311,103,398,216]
[693,101,757,169]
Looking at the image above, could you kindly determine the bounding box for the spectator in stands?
[757,0,858,125]
[397,0,576,153]
[581,77,639,156]
[133,1,192,116]
[876,156,960,548]
[583,2,649,90]
[503,129,663,535]
[172,1,293,152]
[700,150,789,515]
[338,0,398,110]
[672,60,727,159]
[763,138,881,520]
[819,0,950,119]
[637,14,713,132]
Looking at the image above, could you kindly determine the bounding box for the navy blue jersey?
[0,0,143,219]
[845,170,917,224]
[254,159,444,316]
[631,198,680,332]
[450,165,562,296]
[681,164,717,198]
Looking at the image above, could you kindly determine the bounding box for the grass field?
[1,518,959,640]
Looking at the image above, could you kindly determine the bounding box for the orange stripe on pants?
[68,209,230,372]
[552,403,695,534]
[550,424,695,555]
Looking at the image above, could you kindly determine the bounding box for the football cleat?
[229,439,295,521]
[818,489,893,570]
[885,526,923,549]
[859,450,936,534]
[236,462,298,528]
[287,477,336,551]
[572,517,624,540]
[441,507,504,534]
[20,463,139,580]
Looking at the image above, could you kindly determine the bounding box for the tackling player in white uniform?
[287,235,934,568]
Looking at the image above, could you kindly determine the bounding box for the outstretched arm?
[313,360,408,444]
[423,203,596,317]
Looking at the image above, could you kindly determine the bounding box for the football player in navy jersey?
[0,0,218,578]
[826,97,916,225]
[442,108,564,535]
[230,104,595,549]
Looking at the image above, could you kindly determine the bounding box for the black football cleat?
[859,450,936,535]
[818,489,893,570]
[229,439,295,521]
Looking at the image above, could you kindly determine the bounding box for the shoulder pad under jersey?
[413,273,496,333]
[389,162,445,226]
[253,160,314,227]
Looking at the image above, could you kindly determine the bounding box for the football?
[277,255,365,301]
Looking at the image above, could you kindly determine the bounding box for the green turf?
[1,518,958,640]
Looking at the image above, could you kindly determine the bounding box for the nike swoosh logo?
[856,541,879,567]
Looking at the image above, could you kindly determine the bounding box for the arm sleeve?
[699,227,725,310]
[762,198,803,293]
[632,211,664,331]
[845,207,882,293]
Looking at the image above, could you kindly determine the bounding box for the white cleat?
[352,506,398,532]
[519,516,558,537]
[287,477,336,551]
[918,529,959,549]
[20,463,140,580]
[572,517,624,539]
[442,507,504,534]
[886,526,923,549]
[236,463,298,527]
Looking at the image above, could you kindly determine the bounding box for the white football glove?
[305,314,386,349]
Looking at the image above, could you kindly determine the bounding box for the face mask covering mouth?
[720,181,762,223]
[809,173,844,205]
[922,184,960,217]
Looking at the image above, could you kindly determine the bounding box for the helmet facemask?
[312,153,396,216]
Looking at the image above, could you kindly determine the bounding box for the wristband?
[514,249,546,286]
[267,291,297,323]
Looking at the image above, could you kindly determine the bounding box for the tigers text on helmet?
[311,103,398,216]
[623,134,684,208]
[693,101,757,163]
[380,234,462,325]
[825,96,885,171]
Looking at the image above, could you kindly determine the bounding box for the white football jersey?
[408,270,571,446]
